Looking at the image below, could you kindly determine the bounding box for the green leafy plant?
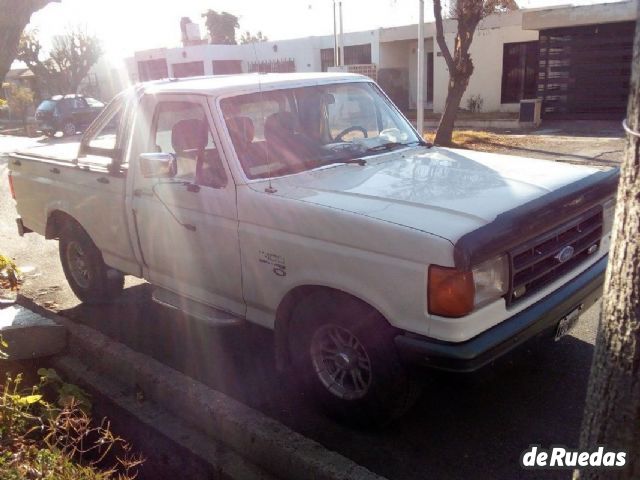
[466,94,484,113]
[0,373,143,479]
[0,254,20,290]
[38,368,92,413]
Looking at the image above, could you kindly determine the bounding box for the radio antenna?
[251,41,276,194]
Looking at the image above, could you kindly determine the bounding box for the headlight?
[472,254,509,308]
[602,197,616,234]
[428,254,509,318]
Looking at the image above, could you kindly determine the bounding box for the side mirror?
[139,152,177,178]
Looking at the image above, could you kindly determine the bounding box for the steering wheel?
[334,126,368,142]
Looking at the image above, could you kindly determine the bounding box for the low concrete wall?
[22,299,385,480]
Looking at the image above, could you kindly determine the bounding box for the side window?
[151,101,226,188]
[73,97,87,109]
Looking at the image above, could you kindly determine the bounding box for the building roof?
[142,72,371,97]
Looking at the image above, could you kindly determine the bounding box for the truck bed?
[15,142,82,164]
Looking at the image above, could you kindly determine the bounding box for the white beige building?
[125,1,638,120]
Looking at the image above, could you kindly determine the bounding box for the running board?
[152,288,244,327]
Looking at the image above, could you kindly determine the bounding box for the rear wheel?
[62,121,77,137]
[290,292,422,427]
[59,222,124,304]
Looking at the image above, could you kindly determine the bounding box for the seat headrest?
[227,116,255,148]
[264,112,297,144]
[171,118,208,153]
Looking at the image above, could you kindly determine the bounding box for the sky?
[20,0,627,65]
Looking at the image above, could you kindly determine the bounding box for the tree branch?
[433,0,455,72]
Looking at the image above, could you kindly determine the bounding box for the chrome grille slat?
[507,207,603,305]
[512,222,602,271]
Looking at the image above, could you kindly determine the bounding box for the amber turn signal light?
[428,265,475,318]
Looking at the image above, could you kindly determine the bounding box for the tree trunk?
[434,74,468,146]
[0,0,56,85]
[573,14,640,480]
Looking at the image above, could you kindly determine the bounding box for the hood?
[269,146,601,242]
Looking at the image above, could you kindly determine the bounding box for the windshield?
[221,81,421,180]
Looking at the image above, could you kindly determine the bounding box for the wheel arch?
[273,284,391,371]
[45,210,85,240]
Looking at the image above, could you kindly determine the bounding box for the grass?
[423,129,523,151]
[0,370,144,479]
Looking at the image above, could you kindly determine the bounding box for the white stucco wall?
[127,30,379,81]
[432,10,539,113]
[121,2,632,115]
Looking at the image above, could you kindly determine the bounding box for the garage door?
[538,21,635,119]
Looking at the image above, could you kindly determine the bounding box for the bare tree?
[17,27,101,95]
[0,0,57,85]
[432,0,517,145]
[572,14,640,480]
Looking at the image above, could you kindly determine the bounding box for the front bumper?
[395,255,607,372]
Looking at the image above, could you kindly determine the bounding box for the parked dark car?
[35,94,105,137]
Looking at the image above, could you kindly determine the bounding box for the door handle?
[97,176,110,184]
[50,167,60,174]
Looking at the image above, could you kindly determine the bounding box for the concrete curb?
[54,354,277,480]
[21,299,385,480]
[0,304,66,360]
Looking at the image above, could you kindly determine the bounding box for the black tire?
[290,291,422,427]
[62,121,77,137]
[59,221,124,304]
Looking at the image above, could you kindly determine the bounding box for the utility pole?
[339,1,345,67]
[333,0,338,67]
[417,0,425,137]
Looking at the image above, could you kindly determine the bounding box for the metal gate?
[537,21,635,119]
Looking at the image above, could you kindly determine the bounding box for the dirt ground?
[423,120,625,167]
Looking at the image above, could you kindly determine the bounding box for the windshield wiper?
[363,141,407,153]
[317,158,367,168]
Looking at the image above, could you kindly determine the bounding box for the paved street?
[0,132,617,480]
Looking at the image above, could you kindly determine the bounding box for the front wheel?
[290,292,422,427]
[59,222,124,304]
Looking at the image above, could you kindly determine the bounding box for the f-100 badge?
[259,251,286,277]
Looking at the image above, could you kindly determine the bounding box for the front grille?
[507,207,603,306]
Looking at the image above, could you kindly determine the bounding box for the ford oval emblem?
[555,245,575,263]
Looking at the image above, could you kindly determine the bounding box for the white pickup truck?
[8,73,618,424]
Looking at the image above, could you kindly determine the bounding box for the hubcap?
[63,123,76,136]
[310,324,372,400]
[67,241,91,288]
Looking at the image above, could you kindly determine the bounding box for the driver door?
[129,94,244,316]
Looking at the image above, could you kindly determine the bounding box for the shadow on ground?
[56,284,591,480]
